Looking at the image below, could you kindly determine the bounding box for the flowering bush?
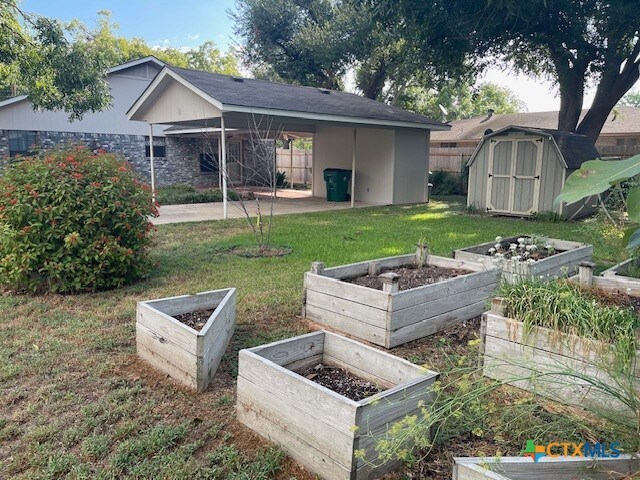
[0,147,158,292]
[487,236,555,263]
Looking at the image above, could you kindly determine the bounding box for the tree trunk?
[576,57,640,143]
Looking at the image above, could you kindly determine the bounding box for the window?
[145,137,166,157]
[199,153,218,173]
[8,130,37,157]
[440,142,458,148]
[616,138,638,146]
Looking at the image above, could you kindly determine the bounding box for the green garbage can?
[323,168,352,202]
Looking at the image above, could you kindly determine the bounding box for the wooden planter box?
[454,455,640,480]
[597,258,640,295]
[303,251,500,348]
[236,330,439,480]
[453,236,593,283]
[481,298,639,412]
[136,288,236,392]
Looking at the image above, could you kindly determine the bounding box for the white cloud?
[187,34,200,40]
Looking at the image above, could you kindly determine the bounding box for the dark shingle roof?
[485,126,600,169]
[431,106,640,141]
[167,66,447,128]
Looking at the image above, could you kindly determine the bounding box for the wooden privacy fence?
[276,147,312,185]
[429,145,477,173]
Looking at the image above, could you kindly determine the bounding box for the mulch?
[344,264,472,291]
[581,285,640,316]
[172,307,216,331]
[302,364,381,401]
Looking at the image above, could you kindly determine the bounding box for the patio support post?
[290,140,294,190]
[148,123,156,203]
[221,115,228,219]
[217,134,222,188]
[351,128,356,208]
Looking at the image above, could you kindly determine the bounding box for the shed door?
[486,137,542,214]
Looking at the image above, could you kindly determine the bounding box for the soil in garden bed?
[173,307,216,331]
[301,364,381,401]
[344,264,472,291]
[581,285,640,316]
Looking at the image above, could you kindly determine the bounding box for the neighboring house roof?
[129,66,450,130]
[468,126,600,169]
[432,106,640,141]
[0,95,28,109]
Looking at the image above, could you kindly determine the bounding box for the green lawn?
[0,198,629,479]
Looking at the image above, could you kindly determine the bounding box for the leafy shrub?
[156,184,240,205]
[275,170,287,188]
[0,147,157,292]
[430,170,464,196]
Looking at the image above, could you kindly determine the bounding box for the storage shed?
[467,126,600,219]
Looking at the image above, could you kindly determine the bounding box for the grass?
[0,197,633,479]
[157,184,240,205]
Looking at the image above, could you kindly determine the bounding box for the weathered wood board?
[136,288,236,392]
[453,236,593,283]
[303,253,500,348]
[236,330,439,480]
[481,304,639,413]
[453,456,640,480]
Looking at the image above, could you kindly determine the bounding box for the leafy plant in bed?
[482,279,640,426]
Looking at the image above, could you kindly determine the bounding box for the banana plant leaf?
[553,154,640,207]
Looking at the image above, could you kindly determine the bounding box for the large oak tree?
[383,0,640,141]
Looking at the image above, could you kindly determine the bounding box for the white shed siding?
[393,128,429,204]
[0,73,166,136]
[537,139,564,212]
[467,141,490,209]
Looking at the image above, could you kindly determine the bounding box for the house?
[0,57,179,179]
[126,65,449,214]
[466,126,600,219]
[430,107,640,173]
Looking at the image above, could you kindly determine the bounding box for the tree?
[618,90,640,108]
[381,0,640,142]
[90,11,240,76]
[232,0,366,90]
[396,82,526,121]
[1,0,111,119]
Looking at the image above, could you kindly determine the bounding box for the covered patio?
[127,65,449,218]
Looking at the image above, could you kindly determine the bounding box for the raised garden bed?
[453,235,592,283]
[481,296,640,412]
[136,288,236,392]
[303,248,500,348]
[454,455,640,480]
[597,258,640,295]
[236,330,439,480]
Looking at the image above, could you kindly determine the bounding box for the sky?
[22,0,603,113]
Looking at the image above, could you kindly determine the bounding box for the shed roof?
[469,126,600,169]
[432,106,640,141]
[128,66,449,130]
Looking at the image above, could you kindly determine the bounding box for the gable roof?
[108,56,165,74]
[469,126,600,169]
[432,106,640,141]
[128,66,449,130]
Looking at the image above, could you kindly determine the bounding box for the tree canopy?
[381,0,640,141]
[0,7,239,119]
[1,0,111,119]
[618,90,640,108]
[397,82,526,122]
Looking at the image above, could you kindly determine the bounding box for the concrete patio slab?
[154,194,380,225]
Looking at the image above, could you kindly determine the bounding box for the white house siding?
[312,124,356,199]
[393,128,429,204]
[0,72,165,136]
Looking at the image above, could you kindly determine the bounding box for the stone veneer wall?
[0,130,221,188]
